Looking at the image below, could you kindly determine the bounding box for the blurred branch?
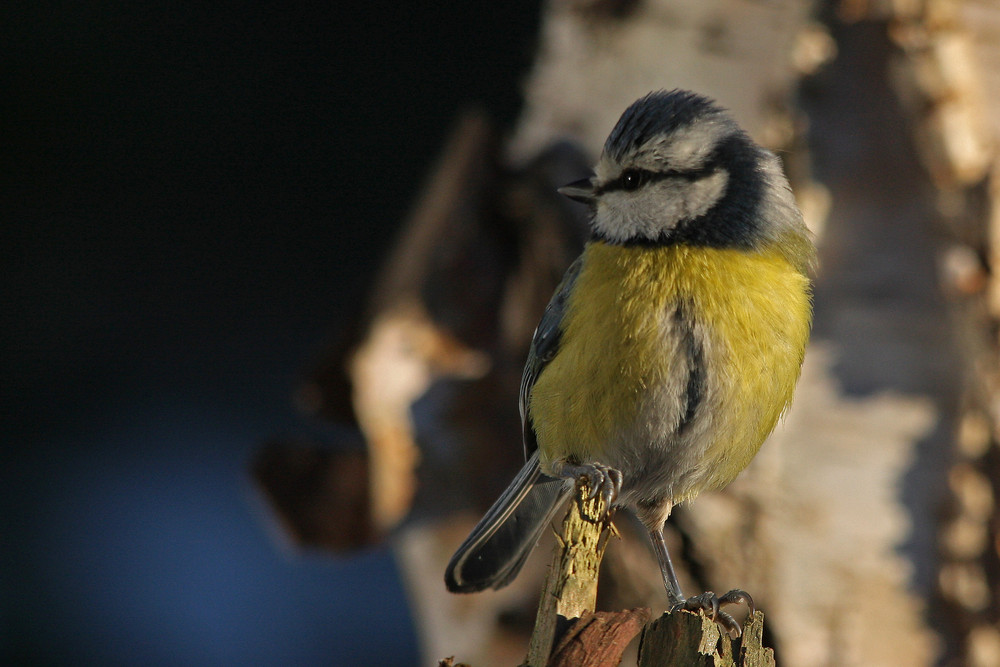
[251,440,373,550]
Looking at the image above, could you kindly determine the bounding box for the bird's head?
[561,90,812,269]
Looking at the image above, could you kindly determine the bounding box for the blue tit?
[445,90,814,623]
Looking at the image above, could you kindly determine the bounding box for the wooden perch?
[637,609,773,667]
[547,608,650,667]
[525,478,616,667]
[514,475,774,667]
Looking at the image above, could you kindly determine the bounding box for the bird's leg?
[548,459,623,508]
[649,528,686,607]
[649,528,755,639]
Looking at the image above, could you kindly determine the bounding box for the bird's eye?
[621,169,645,191]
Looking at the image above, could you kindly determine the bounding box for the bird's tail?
[445,451,572,593]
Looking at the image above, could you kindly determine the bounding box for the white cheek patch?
[590,170,730,244]
[591,195,639,243]
[678,170,728,219]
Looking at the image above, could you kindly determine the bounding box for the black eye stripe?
[598,163,719,195]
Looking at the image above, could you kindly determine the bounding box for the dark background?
[2,3,541,664]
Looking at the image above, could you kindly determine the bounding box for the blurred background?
[3,3,539,665]
[7,1,1000,666]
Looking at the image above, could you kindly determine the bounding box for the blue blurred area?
[2,2,540,664]
[10,411,416,666]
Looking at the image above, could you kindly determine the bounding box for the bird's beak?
[558,178,596,204]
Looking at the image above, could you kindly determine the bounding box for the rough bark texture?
[637,610,773,667]
[547,609,651,667]
[526,480,614,667]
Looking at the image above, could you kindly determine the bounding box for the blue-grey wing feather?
[444,255,585,593]
[518,254,585,459]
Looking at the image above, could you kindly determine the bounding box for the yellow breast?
[528,240,811,496]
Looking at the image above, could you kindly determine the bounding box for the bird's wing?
[444,256,585,594]
[518,254,585,460]
[444,450,572,592]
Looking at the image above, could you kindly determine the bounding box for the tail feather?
[445,452,571,592]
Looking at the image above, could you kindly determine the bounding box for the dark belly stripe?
[675,303,704,434]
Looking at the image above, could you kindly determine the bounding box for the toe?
[605,468,623,504]
[600,480,615,506]
[552,460,622,508]
[715,609,742,639]
[585,471,604,499]
[719,589,755,616]
[674,590,752,639]
[681,592,720,620]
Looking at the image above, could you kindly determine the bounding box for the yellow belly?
[528,241,811,498]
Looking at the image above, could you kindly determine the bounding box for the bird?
[444,89,814,634]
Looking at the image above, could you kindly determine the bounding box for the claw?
[676,592,720,620]
[550,460,623,507]
[671,589,754,639]
[599,482,612,505]
[715,609,742,639]
[606,469,623,505]
[719,589,755,616]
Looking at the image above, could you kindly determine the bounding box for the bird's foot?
[670,589,754,639]
[549,459,623,507]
